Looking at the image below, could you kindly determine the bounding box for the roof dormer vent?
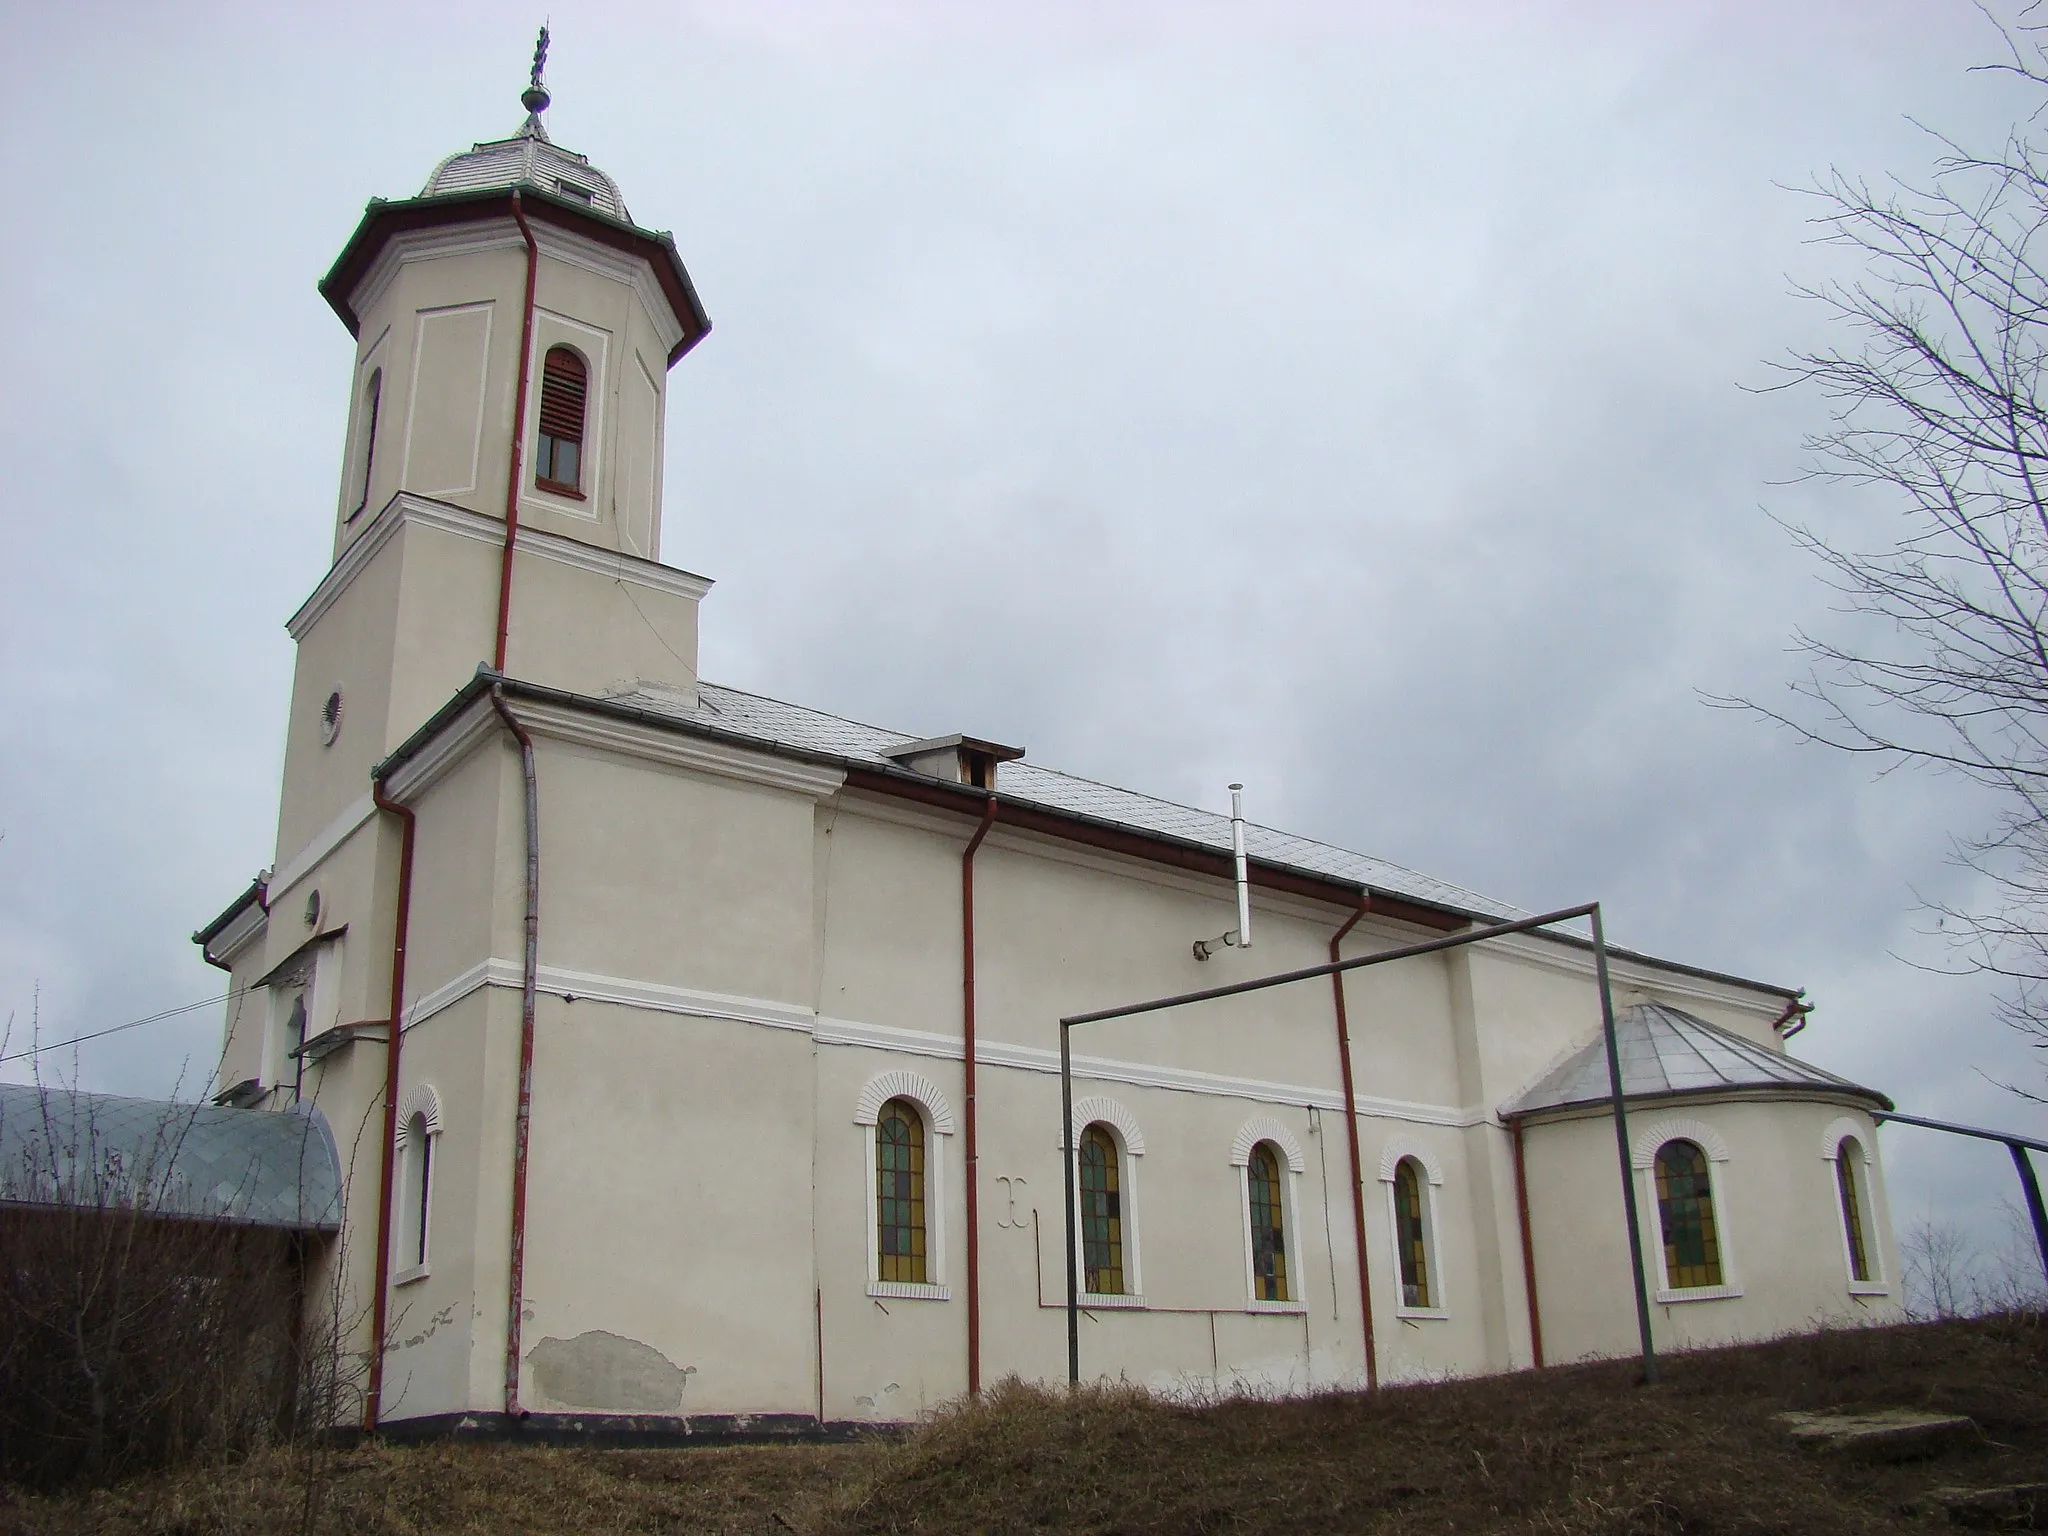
[880,734,1025,791]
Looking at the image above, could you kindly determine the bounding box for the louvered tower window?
[535,346,588,495]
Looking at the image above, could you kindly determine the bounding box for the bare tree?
[1738,13,2048,1097]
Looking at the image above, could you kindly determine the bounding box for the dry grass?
[6,1314,2042,1535]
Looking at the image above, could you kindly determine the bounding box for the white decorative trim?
[519,310,609,522]
[382,698,501,803]
[1230,1115,1305,1173]
[346,219,685,362]
[1820,1117,1873,1162]
[400,301,494,497]
[399,957,817,1036]
[867,1281,950,1302]
[854,1070,956,1135]
[1077,1293,1148,1310]
[1377,1138,1445,1185]
[1631,1117,1731,1169]
[287,493,713,640]
[397,1082,442,1138]
[1069,1096,1146,1155]
[510,698,845,800]
[208,902,268,968]
[1382,1160,1449,1318]
[268,793,376,902]
[1654,1282,1744,1304]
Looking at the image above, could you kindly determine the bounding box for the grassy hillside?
[5,1314,2042,1535]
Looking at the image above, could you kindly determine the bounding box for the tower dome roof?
[421,127,633,225]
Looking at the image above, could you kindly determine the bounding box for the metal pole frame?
[1872,1110,2048,1287]
[1058,901,1659,1388]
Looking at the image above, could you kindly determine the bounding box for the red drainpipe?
[495,193,540,674]
[363,778,417,1431]
[1329,894,1379,1392]
[962,793,998,1396]
[492,650,544,1418]
[1512,1119,1545,1368]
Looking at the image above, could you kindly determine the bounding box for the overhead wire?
[0,991,240,1067]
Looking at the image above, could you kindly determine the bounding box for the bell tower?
[265,33,715,861]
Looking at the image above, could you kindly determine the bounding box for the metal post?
[1062,1019,1079,1388]
[2009,1141,2048,1288]
[1592,905,1657,1384]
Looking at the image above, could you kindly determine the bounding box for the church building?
[194,51,1903,1436]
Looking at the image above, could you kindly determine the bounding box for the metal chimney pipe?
[1230,783,1252,949]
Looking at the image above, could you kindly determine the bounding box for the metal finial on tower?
[519,25,552,134]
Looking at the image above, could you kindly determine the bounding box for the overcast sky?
[3,0,2044,1280]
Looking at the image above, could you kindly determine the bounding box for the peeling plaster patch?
[396,1304,458,1351]
[526,1331,696,1411]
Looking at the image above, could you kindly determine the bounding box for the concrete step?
[1774,1408,1977,1463]
[1913,1484,2048,1529]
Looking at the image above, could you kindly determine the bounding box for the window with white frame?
[1379,1142,1447,1318]
[855,1070,953,1301]
[1823,1122,1887,1293]
[394,1084,440,1285]
[1631,1118,1741,1302]
[1231,1116,1306,1311]
[1068,1096,1146,1306]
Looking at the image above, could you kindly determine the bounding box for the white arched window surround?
[1063,1096,1146,1307]
[521,315,610,521]
[1232,1116,1307,1314]
[393,1083,441,1286]
[1821,1116,1889,1295]
[1631,1117,1743,1304]
[1377,1139,1449,1320]
[856,1070,953,1301]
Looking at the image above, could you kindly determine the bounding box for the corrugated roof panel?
[0,1084,343,1231]
[1502,1003,1886,1118]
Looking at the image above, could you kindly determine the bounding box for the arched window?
[1248,1141,1289,1303]
[1393,1157,1433,1309]
[535,346,588,495]
[1079,1123,1125,1295]
[350,368,382,517]
[876,1098,927,1284]
[1654,1139,1722,1289]
[1835,1137,1872,1283]
[398,1110,433,1276]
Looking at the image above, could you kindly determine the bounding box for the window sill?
[534,479,586,501]
[1847,1280,1891,1297]
[1655,1283,1742,1304]
[393,1263,429,1287]
[868,1281,949,1301]
[1394,1306,1450,1322]
[1245,1299,1307,1315]
[1079,1293,1147,1310]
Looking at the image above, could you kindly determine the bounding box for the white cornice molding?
[269,793,377,902]
[349,219,685,360]
[288,493,713,641]
[512,697,846,799]
[1476,928,1788,1019]
[208,902,269,968]
[382,697,500,804]
[393,954,1485,1127]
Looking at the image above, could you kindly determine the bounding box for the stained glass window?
[876,1099,926,1283]
[1836,1139,1871,1283]
[1080,1124,1125,1295]
[1654,1140,1723,1289]
[1394,1158,1432,1308]
[1248,1142,1289,1302]
[401,1112,432,1270]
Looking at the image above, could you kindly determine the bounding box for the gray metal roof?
[1500,1003,1888,1119]
[634,682,1524,924]
[0,1084,343,1232]
[422,123,632,223]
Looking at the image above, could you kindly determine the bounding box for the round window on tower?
[321,689,344,746]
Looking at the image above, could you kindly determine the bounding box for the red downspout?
[495,193,540,674]
[363,779,417,1431]
[1329,895,1379,1392]
[493,688,542,1420]
[1512,1120,1545,1368]
[962,794,998,1397]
